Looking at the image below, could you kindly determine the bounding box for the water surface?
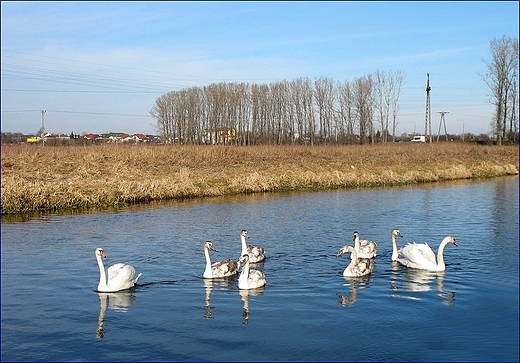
[2,177,518,362]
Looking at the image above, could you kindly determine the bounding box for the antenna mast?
[424,74,431,143]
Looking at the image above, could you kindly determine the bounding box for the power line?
[2,49,222,83]
[1,109,150,117]
[1,89,161,94]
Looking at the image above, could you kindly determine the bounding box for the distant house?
[83,133,100,140]
[133,133,147,141]
[203,128,236,145]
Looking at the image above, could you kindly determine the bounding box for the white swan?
[202,241,238,279]
[337,245,374,277]
[397,236,458,271]
[95,248,142,293]
[390,228,404,261]
[240,229,265,263]
[238,254,266,289]
[352,231,377,259]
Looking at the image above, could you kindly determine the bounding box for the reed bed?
[1,143,518,215]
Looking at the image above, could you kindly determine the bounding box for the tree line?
[150,36,517,146]
[150,71,404,145]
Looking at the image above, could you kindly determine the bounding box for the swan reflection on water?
[337,275,371,307]
[202,277,236,320]
[389,262,455,306]
[96,291,136,339]
[202,277,264,323]
[239,287,265,325]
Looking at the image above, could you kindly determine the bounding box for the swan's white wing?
[107,263,137,290]
[398,242,437,269]
[107,263,126,279]
[414,243,436,262]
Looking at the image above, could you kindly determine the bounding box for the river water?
[1,176,518,362]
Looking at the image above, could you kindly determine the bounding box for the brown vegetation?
[1,143,518,215]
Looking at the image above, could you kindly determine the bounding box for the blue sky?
[1,1,518,136]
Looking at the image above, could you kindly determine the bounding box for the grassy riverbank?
[1,142,518,215]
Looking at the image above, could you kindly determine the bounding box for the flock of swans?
[95,228,457,292]
[337,229,458,277]
[201,229,267,289]
[95,229,266,293]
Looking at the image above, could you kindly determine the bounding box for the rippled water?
[2,176,518,362]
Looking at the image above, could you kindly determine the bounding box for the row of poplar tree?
[150,71,404,145]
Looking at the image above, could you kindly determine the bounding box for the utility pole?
[458,119,465,142]
[436,111,449,142]
[424,74,432,143]
[41,110,46,146]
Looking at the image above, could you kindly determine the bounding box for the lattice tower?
[424,74,432,143]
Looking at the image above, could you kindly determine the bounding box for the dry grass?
[1,142,518,214]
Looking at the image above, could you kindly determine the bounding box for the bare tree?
[150,92,176,142]
[373,70,390,143]
[314,77,335,143]
[336,80,355,143]
[302,79,315,145]
[373,70,404,143]
[183,87,204,144]
[508,64,518,142]
[289,78,313,144]
[251,83,270,144]
[352,75,374,145]
[390,70,404,142]
[270,81,291,144]
[482,35,519,145]
[234,83,251,145]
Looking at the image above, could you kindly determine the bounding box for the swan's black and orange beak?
[100,251,106,258]
[453,240,458,247]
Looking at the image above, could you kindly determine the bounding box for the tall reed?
[1,143,518,214]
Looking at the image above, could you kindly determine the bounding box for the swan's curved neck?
[239,259,250,285]
[353,235,360,253]
[347,248,359,272]
[436,240,449,269]
[391,234,399,261]
[96,255,107,290]
[240,235,248,255]
[203,247,212,277]
[350,247,358,261]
